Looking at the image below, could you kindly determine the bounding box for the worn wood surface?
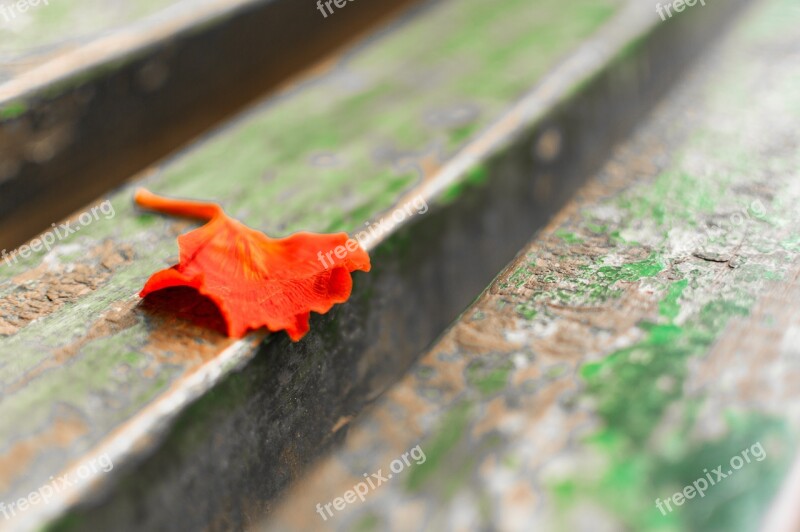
[261,0,800,530]
[0,0,638,529]
[0,0,177,82]
[0,0,427,251]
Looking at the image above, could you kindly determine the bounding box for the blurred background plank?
[0,0,421,250]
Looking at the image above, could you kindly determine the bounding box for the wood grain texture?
[261,1,800,530]
[0,0,626,529]
[0,0,428,251]
[0,0,240,85]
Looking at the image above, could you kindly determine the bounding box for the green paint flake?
[585,222,607,234]
[466,359,514,395]
[351,513,380,532]
[618,169,721,230]
[780,234,800,252]
[448,122,481,149]
[0,101,27,120]
[406,402,471,492]
[579,322,688,445]
[504,265,531,290]
[439,164,491,205]
[515,301,537,320]
[658,279,688,320]
[555,230,584,244]
[539,254,663,307]
[595,255,663,283]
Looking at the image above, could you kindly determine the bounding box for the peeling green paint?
[540,254,664,306]
[0,101,27,120]
[406,402,471,492]
[439,164,490,205]
[546,0,800,525]
[558,255,791,529]
[658,279,688,320]
[515,301,537,320]
[466,359,514,395]
[351,513,380,532]
[554,230,584,244]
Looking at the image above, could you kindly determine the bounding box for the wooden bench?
[0,0,769,529]
[262,1,800,529]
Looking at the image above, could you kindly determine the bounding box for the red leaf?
[135,188,371,341]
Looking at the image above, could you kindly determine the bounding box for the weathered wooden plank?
[0,0,750,529]
[0,0,635,528]
[0,0,183,77]
[0,0,421,250]
[260,0,800,529]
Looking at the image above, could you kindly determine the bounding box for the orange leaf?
[135,188,371,341]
